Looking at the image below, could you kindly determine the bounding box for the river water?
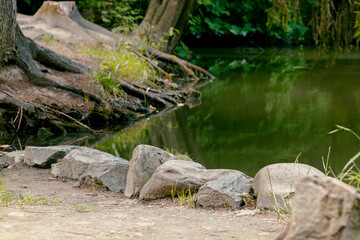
[7,47,360,177]
[93,47,360,177]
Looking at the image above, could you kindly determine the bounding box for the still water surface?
[94,48,360,177]
[6,48,360,177]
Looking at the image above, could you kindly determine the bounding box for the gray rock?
[24,145,78,168]
[252,163,325,209]
[278,176,360,240]
[78,175,107,190]
[139,160,249,200]
[60,147,129,192]
[50,162,62,178]
[195,173,252,209]
[125,145,186,198]
[6,150,25,164]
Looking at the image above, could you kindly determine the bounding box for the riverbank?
[0,159,284,240]
[0,7,211,135]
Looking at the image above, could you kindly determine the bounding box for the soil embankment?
[1,2,211,135]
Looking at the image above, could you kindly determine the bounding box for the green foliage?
[268,0,359,52]
[172,41,193,61]
[266,0,310,42]
[188,0,309,44]
[354,2,360,43]
[77,0,147,32]
[101,0,144,33]
[189,0,260,38]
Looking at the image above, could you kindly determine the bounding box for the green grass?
[0,177,59,207]
[242,192,256,207]
[269,126,360,222]
[72,203,95,211]
[267,167,292,222]
[171,184,196,208]
[163,147,192,161]
[81,43,157,98]
[329,125,360,190]
[40,34,56,44]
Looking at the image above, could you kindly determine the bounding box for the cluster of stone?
[6,144,358,239]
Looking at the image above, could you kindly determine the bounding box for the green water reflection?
[95,48,360,177]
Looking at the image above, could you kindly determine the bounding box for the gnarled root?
[15,25,106,106]
[147,48,215,81]
[119,80,181,108]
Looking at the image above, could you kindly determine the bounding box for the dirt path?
[0,163,284,240]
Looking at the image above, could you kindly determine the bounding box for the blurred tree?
[137,0,197,52]
[268,0,359,52]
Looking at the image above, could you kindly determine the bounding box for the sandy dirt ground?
[0,161,285,240]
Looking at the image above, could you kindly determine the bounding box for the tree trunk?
[138,0,197,52]
[0,0,17,63]
[0,0,107,101]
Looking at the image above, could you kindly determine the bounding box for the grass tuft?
[163,147,192,161]
[72,203,95,211]
[81,43,156,98]
[267,167,292,222]
[171,184,196,208]
[0,177,59,207]
[329,125,360,189]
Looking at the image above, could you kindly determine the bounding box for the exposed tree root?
[147,48,215,81]
[0,91,39,133]
[131,49,171,80]
[31,102,101,133]
[118,80,171,108]
[14,26,109,107]
[0,1,215,135]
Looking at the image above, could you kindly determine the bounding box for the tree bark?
[138,0,197,52]
[0,0,107,104]
[0,0,17,63]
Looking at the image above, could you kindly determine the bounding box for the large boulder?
[278,176,360,240]
[60,147,129,192]
[24,145,78,168]
[195,173,252,209]
[125,145,187,198]
[139,160,250,200]
[252,163,325,209]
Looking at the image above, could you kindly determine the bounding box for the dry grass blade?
[294,152,302,164]
[322,146,331,177]
[330,124,360,141]
[340,151,360,181]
